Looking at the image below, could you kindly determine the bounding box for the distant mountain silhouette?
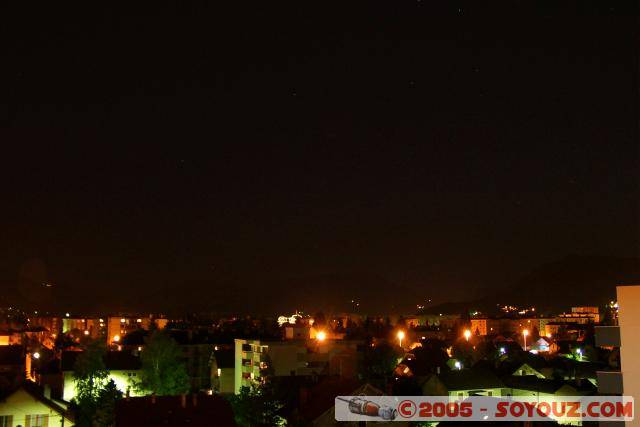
[426,255,640,315]
[267,272,420,315]
[2,255,638,316]
[97,272,420,316]
[500,255,640,311]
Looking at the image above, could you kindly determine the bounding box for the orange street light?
[522,329,529,350]
[316,331,326,342]
[463,329,471,341]
[397,330,405,348]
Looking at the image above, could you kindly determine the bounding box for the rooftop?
[437,367,504,391]
[115,393,235,427]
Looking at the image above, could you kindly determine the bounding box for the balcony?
[595,326,620,347]
[596,370,623,395]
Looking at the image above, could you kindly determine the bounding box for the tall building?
[558,306,600,324]
[595,285,639,427]
[234,339,268,393]
[233,338,362,394]
[106,316,168,346]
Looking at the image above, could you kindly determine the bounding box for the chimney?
[181,394,187,408]
[192,393,198,407]
[125,388,130,401]
[151,393,156,404]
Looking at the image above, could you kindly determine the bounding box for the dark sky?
[1,2,638,314]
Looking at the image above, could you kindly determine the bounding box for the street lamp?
[316,331,326,342]
[463,329,471,341]
[522,329,529,351]
[454,361,462,370]
[576,348,582,360]
[397,330,405,348]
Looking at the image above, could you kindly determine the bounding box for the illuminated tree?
[73,340,109,401]
[135,331,190,395]
[71,340,122,426]
[93,380,123,427]
[227,384,285,427]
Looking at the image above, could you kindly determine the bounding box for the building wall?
[234,339,266,394]
[218,368,235,394]
[450,388,503,398]
[423,377,503,398]
[233,339,361,394]
[0,388,74,426]
[107,317,124,345]
[470,319,487,336]
[617,285,640,427]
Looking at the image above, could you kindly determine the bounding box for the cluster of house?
[0,313,222,426]
[0,285,636,426]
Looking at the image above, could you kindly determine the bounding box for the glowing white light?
[397,330,405,347]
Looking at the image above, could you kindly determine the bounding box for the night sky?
[1,3,637,314]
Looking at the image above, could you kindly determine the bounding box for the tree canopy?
[227,384,286,427]
[135,331,190,396]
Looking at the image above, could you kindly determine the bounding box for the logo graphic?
[398,399,417,418]
[335,396,634,422]
[336,396,397,420]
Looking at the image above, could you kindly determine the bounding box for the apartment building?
[595,285,639,427]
